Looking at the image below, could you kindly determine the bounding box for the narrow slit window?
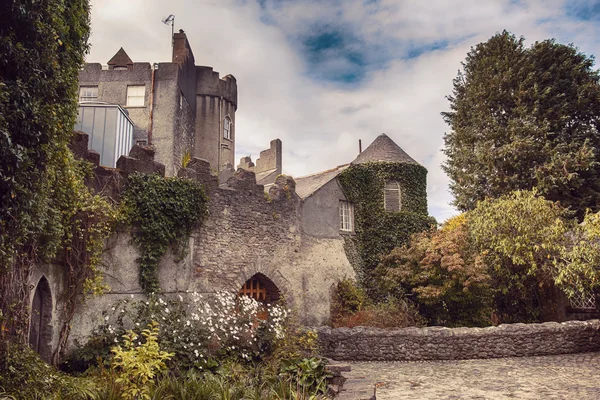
[223,116,232,140]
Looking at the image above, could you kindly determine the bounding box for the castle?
[27,32,432,363]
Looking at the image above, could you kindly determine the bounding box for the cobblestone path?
[345,352,600,399]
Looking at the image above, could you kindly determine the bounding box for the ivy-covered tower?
[339,133,435,298]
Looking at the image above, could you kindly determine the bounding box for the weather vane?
[162,14,175,47]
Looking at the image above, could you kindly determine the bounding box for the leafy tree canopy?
[442,31,600,219]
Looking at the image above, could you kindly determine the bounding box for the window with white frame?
[384,181,402,212]
[223,116,232,140]
[339,201,354,232]
[79,86,98,102]
[126,85,145,107]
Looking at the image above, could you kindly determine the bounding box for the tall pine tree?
[442,31,600,219]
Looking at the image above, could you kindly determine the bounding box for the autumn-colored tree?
[378,214,492,327]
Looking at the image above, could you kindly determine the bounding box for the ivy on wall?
[338,162,436,299]
[0,0,92,350]
[120,173,208,294]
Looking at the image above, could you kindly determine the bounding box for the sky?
[87,0,600,222]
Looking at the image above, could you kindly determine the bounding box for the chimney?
[359,139,362,154]
[172,29,195,65]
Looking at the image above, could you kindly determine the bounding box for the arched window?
[384,181,401,212]
[238,273,280,303]
[29,276,53,363]
[223,116,232,140]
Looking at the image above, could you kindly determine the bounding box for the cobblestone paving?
[345,352,600,399]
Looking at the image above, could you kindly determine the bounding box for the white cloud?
[87,0,599,222]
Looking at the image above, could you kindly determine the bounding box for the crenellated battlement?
[195,66,237,109]
[70,131,295,206]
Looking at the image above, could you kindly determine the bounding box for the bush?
[331,279,424,328]
[378,215,493,327]
[0,341,97,399]
[66,292,290,372]
[109,321,173,400]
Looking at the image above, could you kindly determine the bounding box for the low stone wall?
[316,320,600,361]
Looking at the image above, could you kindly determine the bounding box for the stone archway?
[238,273,281,303]
[28,276,53,362]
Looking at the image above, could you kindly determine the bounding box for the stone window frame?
[79,86,98,102]
[384,181,402,212]
[339,200,354,232]
[223,115,232,140]
[126,85,146,107]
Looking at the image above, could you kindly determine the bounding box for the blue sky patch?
[565,0,600,20]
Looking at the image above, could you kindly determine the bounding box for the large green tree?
[442,31,600,218]
[0,0,92,348]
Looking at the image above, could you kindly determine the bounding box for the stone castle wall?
[316,320,600,361]
[59,132,354,349]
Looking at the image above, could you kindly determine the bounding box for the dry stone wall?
[316,320,600,361]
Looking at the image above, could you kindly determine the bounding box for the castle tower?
[171,30,238,175]
[193,65,237,174]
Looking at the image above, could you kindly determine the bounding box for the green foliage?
[0,0,117,355]
[120,173,208,293]
[378,215,492,327]
[331,279,368,316]
[330,278,424,328]
[558,212,600,297]
[443,30,600,219]
[66,292,291,373]
[0,341,97,399]
[279,357,330,396]
[110,321,174,400]
[338,162,436,299]
[0,0,91,266]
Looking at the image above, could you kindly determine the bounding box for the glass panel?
[75,107,83,130]
[81,107,96,145]
[103,110,116,167]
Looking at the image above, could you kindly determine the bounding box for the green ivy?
[120,173,208,294]
[0,0,92,349]
[338,162,436,299]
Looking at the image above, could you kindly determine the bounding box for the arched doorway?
[238,273,280,304]
[28,276,53,362]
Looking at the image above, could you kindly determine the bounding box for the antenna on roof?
[162,14,175,48]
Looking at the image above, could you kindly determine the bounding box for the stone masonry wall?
[316,320,600,361]
[63,132,355,350]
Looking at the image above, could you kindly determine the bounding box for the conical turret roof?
[351,133,419,165]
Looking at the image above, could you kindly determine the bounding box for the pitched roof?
[107,48,133,67]
[256,168,278,186]
[351,133,419,165]
[294,164,349,200]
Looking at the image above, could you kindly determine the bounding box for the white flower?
[104,316,109,321]
[130,294,134,299]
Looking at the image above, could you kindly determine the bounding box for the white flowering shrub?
[67,291,290,371]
